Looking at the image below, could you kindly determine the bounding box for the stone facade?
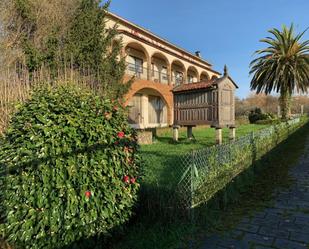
[106,12,222,129]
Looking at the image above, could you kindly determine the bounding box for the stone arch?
[200,71,210,81]
[150,52,170,84]
[187,66,199,83]
[124,42,150,79]
[124,41,150,61]
[126,86,172,127]
[171,59,186,85]
[126,85,171,111]
[150,51,170,65]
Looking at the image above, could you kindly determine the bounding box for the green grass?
[110,121,309,249]
[140,124,269,189]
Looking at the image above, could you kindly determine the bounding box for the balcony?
[124,41,212,86]
[151,69,169,84]
[126,63,170,84]
[173,75,184,86]
[126,62,148,80]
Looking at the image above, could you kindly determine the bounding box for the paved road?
[202,139,309,249]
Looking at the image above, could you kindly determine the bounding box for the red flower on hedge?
[117,131,125,138]
[85,191,91,198]
[113,106,119,111]
[123,175,130,183]
[130,178,136,184]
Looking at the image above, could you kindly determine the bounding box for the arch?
[187,66,199,83]
[124,41,150,79]
[171,59,186,71]
[124,41,150,60]
[150,52,170,84]
[200,71,210,81]
[171,59,186,86]
[126,85,171,111]
[150,51,170,65]
[126,87,172,128]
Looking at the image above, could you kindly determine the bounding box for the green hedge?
[178,117,307,209]
[0,85,141,249]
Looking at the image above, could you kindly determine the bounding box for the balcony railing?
[172,76,184,86]
[126,63,148,80]
[151,70,169,84]
[126,63,171,84]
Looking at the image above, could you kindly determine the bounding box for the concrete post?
[277,105,281,118]
[168,65,172,86]
[141,95,149,129]
[215,127,222,145]
[173,125,180,142]
[187,126,193,139]
[147,60,151,81]
[229,127,236,141]
[301,105,304,115]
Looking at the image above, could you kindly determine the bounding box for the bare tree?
[0,0,79,68]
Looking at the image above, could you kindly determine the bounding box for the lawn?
[139,124,270,190]
[111,121,309,249]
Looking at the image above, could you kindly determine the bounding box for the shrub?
[0,85,141,249]
[248,108,275,123]
[255,119,279,125]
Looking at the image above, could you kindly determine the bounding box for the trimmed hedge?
[248,108,276,124]
[0,85,141,249]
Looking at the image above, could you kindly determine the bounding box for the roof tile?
[172,79,217,92]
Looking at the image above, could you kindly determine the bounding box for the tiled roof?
[172,79,217,93]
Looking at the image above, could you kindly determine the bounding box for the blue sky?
[110,0,309,98]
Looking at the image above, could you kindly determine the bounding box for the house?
[106,12,222,129]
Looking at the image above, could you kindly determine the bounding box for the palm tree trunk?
[279,88,291,120]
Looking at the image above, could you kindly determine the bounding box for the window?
[187,75,194,83]
[161,66,168,82]
[148,95,167,124]
[128,55,143,76]
[175,71,183,85]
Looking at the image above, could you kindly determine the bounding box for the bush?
[255,119,280,125]
[0,85,141,249]
[248,108,275,124]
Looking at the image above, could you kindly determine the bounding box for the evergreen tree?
[66,0,131,99]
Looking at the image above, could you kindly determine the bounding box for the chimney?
[195,51,201,58]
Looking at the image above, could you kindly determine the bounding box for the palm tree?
[250,24,309,119]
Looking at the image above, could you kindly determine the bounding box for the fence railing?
[177,117,306,210]
[172,76,184,86]
[151,70,169,84]
[125,63,148,80]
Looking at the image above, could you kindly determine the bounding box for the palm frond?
[250,24,309,96]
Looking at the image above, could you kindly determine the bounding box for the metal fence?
[177,117,304,212]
